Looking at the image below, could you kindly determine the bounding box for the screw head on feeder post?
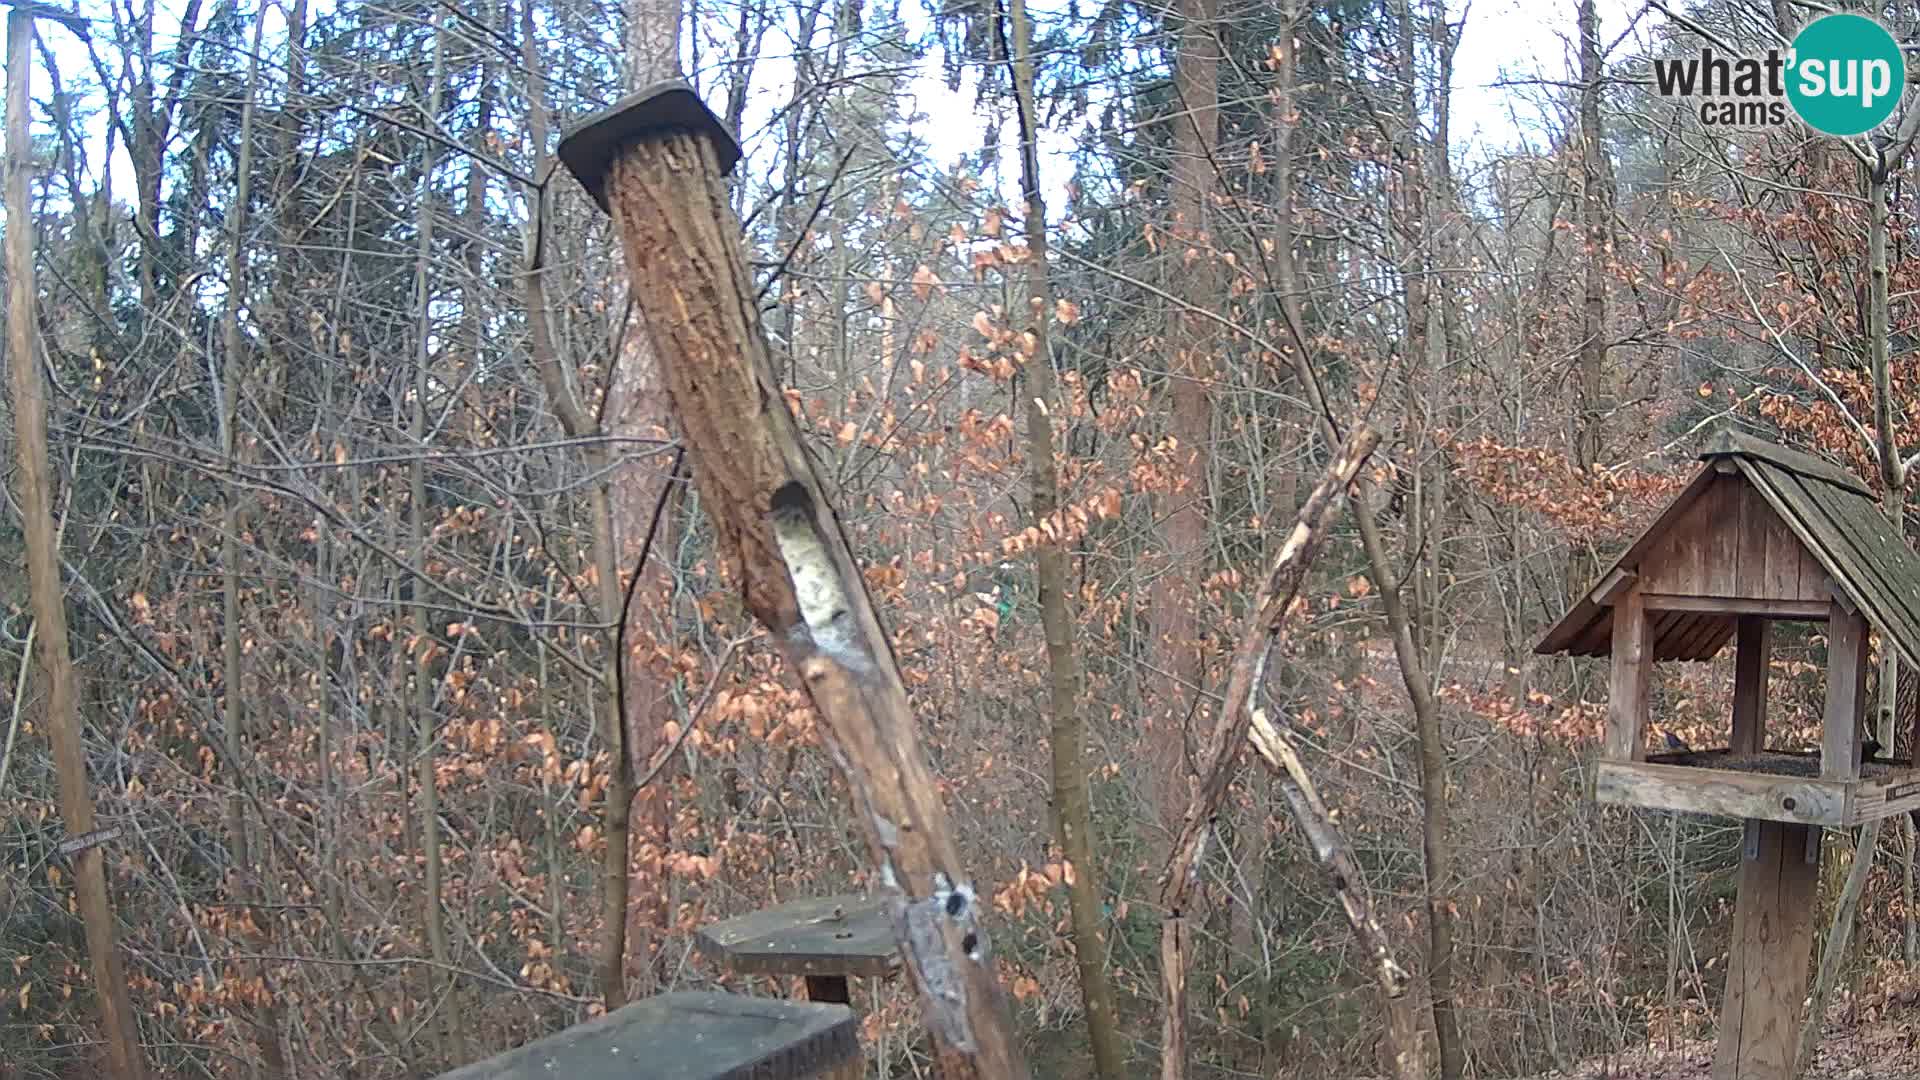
[556,80,743,214]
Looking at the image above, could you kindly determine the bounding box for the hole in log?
[1782,797,1798,811]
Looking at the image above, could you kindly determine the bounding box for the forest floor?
[1529,991,1920,1079]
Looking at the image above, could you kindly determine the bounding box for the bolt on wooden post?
[556,84,1031,1079]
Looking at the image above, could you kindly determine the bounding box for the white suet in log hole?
[769,481,869,672]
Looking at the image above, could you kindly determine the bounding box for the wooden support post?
[1908,657,1920,767]
[805,975,852,1005]
[1607,589,1651,761]
[556,84,1028,1078]
[1714,820,1820,1080]
[1823,603,1869,781]
[1732,616,1769,755]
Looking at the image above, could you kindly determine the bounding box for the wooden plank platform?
[434,991,861,1080]
[694,894,901,980]
[1597,751,1920,826]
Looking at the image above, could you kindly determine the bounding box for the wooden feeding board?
[696,894,901,1005]
[1596,749,1920,827]
[434,991,862,1080]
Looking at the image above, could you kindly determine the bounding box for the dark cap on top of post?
[556,80,742,213]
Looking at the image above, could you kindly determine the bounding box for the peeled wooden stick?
[1156,424,1378,1080]
[1247,708,1423,1080]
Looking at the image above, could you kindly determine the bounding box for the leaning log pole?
[556,84,1032,1078]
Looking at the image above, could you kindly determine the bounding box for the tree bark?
[626,0,681,91]
[1361,468,1466,1080]
[1393,4,1465,1075]
[218,10,291,1074]
[576,110,1033,1075]
[519,6,646,1009]
[1002,0,1125,1073]
[1570,0,1610,599]
[1573,0,1607,475]
[409,11,455,1052]
[609,0,687,994]
[5,11,147,1078]
[1153,0,1220,855]
[1156,426,1380,1080]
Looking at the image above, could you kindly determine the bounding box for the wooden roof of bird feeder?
[1536,429,1920,828]
[433,991,862,1080]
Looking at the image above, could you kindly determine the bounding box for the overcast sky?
[891,0,1655,211]
[12,0,1660,227]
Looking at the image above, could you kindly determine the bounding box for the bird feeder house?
[1537,429,1920,1080]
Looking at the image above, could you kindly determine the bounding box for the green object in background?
[982,561,1020,632]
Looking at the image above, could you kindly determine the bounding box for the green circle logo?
[1787,14,1906,136]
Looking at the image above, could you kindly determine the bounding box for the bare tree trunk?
[1153,0,1219,856]
[5,12,147,1077]
[517,3,648,1008]
[608,0,688,994]
[410,14,453,1055]
[1574,0,1607,475]
[1663,813,1684,1053]
[1570,0,1609,600]
[1368,473,1466,1080]
[537,599,567,955]
[1392,3,1465,1075]
[627,0,681,90]
[218,11,291,1074]
[1907,817,1917,968]
[1391,0,1434,666]
[1003,0,1124,1073]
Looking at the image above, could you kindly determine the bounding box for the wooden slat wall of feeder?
[1537,429,1920,1080]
